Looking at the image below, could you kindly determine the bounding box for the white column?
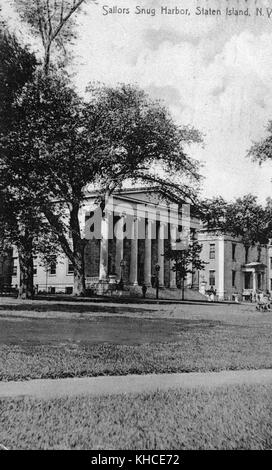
[115,217,124,279]
[99,215,109,281]
[169,224,176,288]
[130,217,138,285]
[252,270,256,294]
[217,237,225,300]
[158,222,166,287]
[98,195,113,284]
[144,218,152,286]
[169,262,176,288]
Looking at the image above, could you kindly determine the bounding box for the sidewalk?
[1,368,272,399]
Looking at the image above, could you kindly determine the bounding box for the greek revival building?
[8,188,272,300]
[10,188,199,295]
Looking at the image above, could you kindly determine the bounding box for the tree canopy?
[200,194,272,261]
[0,72,203,295]
[0,32,61,297]
[164,241,206,300]
[248,121,272,164]
[13,0,97,72]
[0,29,37,131]
[84,83,203,203]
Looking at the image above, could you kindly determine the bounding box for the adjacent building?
[198,230,271,300]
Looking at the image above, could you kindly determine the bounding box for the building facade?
[10,188,199,295]
[198,230,271,300]
[8,188,272,300]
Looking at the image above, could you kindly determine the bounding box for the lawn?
[1,383,271,449]
[0,299,272,381]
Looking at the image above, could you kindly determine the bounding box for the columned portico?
[85,188,203,294]
[242,262,267,300]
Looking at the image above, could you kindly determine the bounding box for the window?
[257,273,262,290]
[68,261,74,275]
[209,270,215,286]
[48,287,55,294]
[270,279,272,291]
[209,243,215,259]
[65,286,73,295]
[49,263,56,276]
[245,272,251,290]
[33,265,37,276]
[232,243,236,261]
[270,257,272,270]
[232,270,236,287]
[245,247,249,264]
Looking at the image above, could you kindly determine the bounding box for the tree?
[0,72,89,295]
[84,84,202,203]
[0,183,61,298]
[0,31,43,298]
[248,121,272,164]
[13,0,98,73]
[197,196,228,228]
[164,241,206,300]
[1,75,203,295]
[0,29,37,131]
[200,194,272,262]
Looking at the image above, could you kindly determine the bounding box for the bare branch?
[60,0,64,23]
[51,0,86,42]
[42,206,74,261]
[46,0,52,37]
[35,0,46,48]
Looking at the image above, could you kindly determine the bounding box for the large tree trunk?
[17,244,34,299]
[74,267,85,296]
[73,242,86,296]
[43,40,51,75]
[43,202,86,296]
[70,202,86,296]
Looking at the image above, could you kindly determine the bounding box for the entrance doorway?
[244,272,251,289]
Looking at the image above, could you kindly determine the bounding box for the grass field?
[1,383,271,449]
[0,299,272,381]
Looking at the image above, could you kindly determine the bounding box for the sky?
[1,0,272,203]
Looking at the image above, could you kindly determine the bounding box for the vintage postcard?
[0,0,272,456]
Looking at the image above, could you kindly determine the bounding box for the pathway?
[1,368,272,399]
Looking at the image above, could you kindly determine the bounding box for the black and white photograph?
[0,0,272,456]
